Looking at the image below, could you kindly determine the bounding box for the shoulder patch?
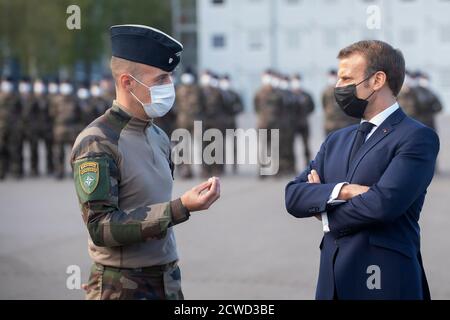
[79,161,99,194]
[74,157,111,203]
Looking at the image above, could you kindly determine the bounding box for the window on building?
[212,34,226,48]
[211,0,225,5]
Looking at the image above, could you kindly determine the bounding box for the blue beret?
[110,24,183,72]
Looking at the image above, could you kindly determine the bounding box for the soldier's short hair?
[110,56,142,84]
[337,40,405,96]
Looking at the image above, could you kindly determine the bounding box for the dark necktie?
[348,122,375,166]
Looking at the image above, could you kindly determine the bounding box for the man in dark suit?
[285,40,440,300]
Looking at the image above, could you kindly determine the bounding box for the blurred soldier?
[219,74,243,174]
[51,79,82,179]
[33,78,54,175]
[0,77,22,179]
[77,82,98,127]
[89,81,109,116]
[398,70,420,120]
[199,70,227,177]
[290,74,315,168]
[174,69,203,178]
[413,71,443,130]
[322,69,358,135]
[278,74,296,176]
[99,75,115,106]
[18,77,39,176]
[71,25,220,300]
[254,70,283,177]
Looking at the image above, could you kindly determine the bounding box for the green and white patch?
[79,161,99,194]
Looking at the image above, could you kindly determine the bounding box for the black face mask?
[334,73,376,119]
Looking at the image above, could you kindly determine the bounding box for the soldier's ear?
[119,74,133,91]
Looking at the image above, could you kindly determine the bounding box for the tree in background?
[0,0,172,78]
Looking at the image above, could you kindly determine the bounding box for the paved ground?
[0,113,449,299]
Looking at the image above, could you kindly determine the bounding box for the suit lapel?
[345,108,406,181]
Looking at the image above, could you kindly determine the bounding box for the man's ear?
[119,74,132,91]
[373,71,386,91]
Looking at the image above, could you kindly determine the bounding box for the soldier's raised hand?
[181,177,221,212]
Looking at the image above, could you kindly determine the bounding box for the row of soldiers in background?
[155,69,244,179]
[0,76,115,180]
[253,67,444,177]
[254,69,316,177]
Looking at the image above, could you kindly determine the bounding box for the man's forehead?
[338,53,366,75]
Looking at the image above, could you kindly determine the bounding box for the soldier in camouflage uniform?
[71,25,220,300]
[254,70,283,177]
[413,72,443,130]
[51,79,83,179]
[0,77,18,179]
[277,74,296,176]
[290,74,315,168]
[398,70,420,122]
[99,76,116,107]
[199,71,227,177]
[322,69,359,135]
[77,82,99,127]
[89,81,110,116]
[174,70,204,178]
[219,75,243,174]
[0,77,23,179]
[20,77,41,176]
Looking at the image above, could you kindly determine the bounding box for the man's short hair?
[337,40,405,96]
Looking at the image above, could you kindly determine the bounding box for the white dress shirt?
[321,102,400,232]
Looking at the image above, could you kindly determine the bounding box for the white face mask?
[280,80,289,90]
[48,83,59,94]
[261,74,272,86]
[180,73,195,85]
[60,83,73,95]
[77,88,90,100]
[90,85,102,97]
[200,74,211,87]
[219,80,230,90]
[419,78,429,88]
[1,81,13,93]
[19,82,32,94]
[270,77,281,88]
[34,82,46,95]
[129,74,175,118]
[290,79,301,90]
[327,76,337,86]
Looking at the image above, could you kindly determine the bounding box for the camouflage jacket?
[70,101,190,268]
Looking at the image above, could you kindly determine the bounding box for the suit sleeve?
[285,134,337,218]
[71,138,189,248]
[327,127,439,236]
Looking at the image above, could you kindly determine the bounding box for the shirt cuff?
[321,212,330,233]
[327,182,348,204]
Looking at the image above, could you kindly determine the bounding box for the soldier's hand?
[181,177,220,212]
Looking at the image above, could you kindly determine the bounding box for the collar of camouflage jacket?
[111,100,153,133]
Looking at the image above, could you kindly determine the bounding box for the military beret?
[110,24,183,72]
